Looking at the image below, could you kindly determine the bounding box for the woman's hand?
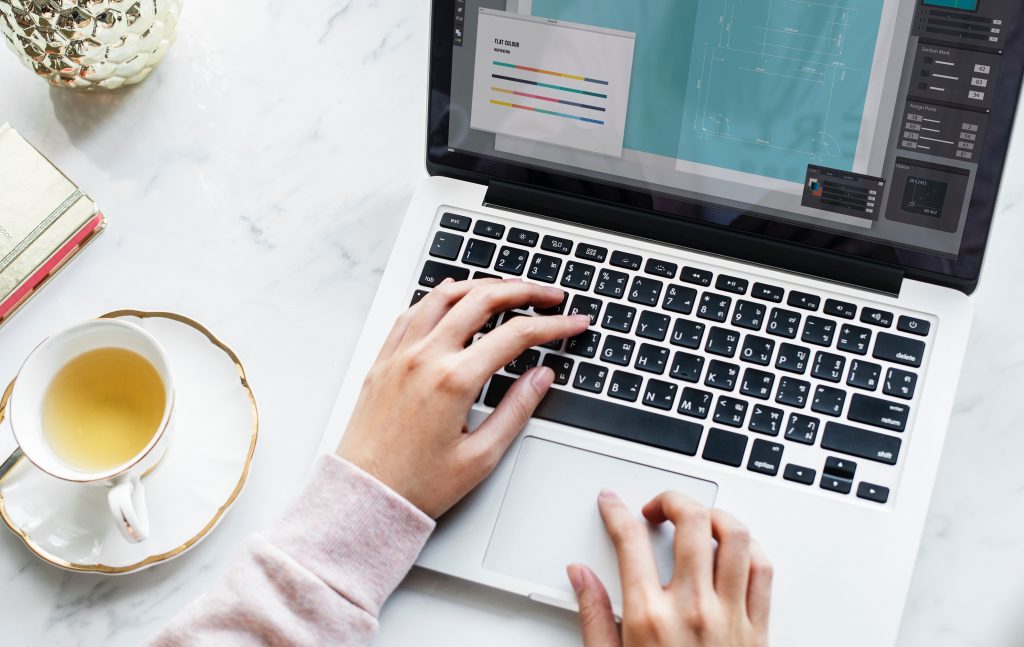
[338,277,589,518]
[568,491,772,647]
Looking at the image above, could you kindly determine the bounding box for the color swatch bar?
[494,61,609,85]
[491,86,605,112]
[490,100,605,125]
[492,73,608,98]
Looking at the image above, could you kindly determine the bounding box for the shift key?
[822,422,901,465]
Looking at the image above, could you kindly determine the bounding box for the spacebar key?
[485,375,703,455]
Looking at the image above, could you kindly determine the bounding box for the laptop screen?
[433,0,1024,285]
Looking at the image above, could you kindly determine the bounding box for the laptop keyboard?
[412,210,934,506]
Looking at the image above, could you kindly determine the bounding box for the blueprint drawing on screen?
[528,0,886,184]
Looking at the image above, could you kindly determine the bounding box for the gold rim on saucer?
[0,310,259,574]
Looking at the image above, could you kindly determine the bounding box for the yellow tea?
[42,347,166,473]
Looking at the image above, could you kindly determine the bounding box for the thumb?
[468,366,554,459]
[568,564,620,647]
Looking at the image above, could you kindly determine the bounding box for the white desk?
[1,2,1023,645]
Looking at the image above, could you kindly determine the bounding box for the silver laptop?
[319,1,1024,645]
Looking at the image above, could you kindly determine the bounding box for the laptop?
[319,1,1024,645]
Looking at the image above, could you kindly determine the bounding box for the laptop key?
[802,316,837,347]
[706,327,740,358]
[535,291,568,316]
[670,319,706,349]
[429,231,464,260]
[747,439,783,476]
[783,464,816,485]
[740,336,775,366]
[681,266,713,287]
[847,360,882,391]
[705,360,740,391]
[776,343,810,374]
[821,475,852,495]
[645,258,678,279]
[608,371,643,402]
[811,385,847,417]
[463,238,497,267]
[679,387,714,419]
[527,254,562,284]
[733,300,766,331]
[702,428,749,468]
[749,404,785,436]
[824,456,857,481]
[595,269,629,299]
[714,396,748,428]
[776,377,811,408]
[897,315,930,337]
[824,299,857,320]
[884,368,918,400]
[440,212,471,232]
[473,271,500,280]
[787,291,820,311]
[716,275,749,295]
[767,308,801,339]
[873,333,925,368]
[569,295,603,326]
[541,235,573,255]
[601,303,636,333]
[507,227,538,247]
[560,261,596,291]
[473,220,505,239]
[848,394,909,433]
[697,293,732,323]
[663,284,697,315]
[670,352,705,383]
[821,422,901,465]
[567,330,601,358]
[410,290,428,307]
[637,311,671,341]
[573,363,608,393]
[629,277,664,307]
[837,324,872,355]
[857,482,890,504]
[785,413,820,445]
[485,375,704,455]
[812,351,846,383]
[576,244,608,263]
[740,368,775,400]
[495,246,529,276]
[542,354,574,386]
[635,343,670,375]
[861,307,893,328]
[600,336,635,366]
[506,349,541,375]
[419,260,469,287]
[642,379,678,411]
[610,250,642,271]
[751,282,784,303]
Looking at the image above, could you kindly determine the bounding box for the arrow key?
[783,464,816,485]
[857,482,890,504]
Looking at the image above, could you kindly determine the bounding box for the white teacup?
[7,320,174,543]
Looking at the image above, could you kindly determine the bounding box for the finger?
[375,279,455,362]
[598,490,662,610]
[568,564,621,647]
[711,509,753,608]
[461,313,590,384]
[463,366,554,465]
[401,278,502,347]
[746,540,773,636]
[428,281,569,348]
[641,492,714,596]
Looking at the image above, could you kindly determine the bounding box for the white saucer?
[0,311,258,574]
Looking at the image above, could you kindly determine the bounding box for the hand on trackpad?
[483,437,718,609]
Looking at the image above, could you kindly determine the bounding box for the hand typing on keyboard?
[337,277,590,518]
[568,491,772,647]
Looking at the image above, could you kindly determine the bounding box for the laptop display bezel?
[425,0,1024,293]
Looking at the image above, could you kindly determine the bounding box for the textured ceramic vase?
[0,0,182,90]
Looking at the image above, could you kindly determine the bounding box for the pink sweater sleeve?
[149,454,436,646]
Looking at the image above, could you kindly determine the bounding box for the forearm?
[149,455,435,647]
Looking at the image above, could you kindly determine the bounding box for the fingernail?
[599,489,619,501]
[566,564,585,594]
[529,366,555,393]
[543,286,564,298]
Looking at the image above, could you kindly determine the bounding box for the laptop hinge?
[484,181,905,296]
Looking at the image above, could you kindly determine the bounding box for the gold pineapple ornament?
[0,0,182,90]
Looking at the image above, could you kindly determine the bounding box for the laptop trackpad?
[483,437,718,608]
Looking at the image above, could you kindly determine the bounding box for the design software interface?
[448,0,1018,257]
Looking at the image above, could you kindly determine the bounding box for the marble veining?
[1,1,1023,645]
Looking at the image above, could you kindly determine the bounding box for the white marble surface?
[0,2,1023,645]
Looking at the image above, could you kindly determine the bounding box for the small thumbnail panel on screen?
[923,0,979,11]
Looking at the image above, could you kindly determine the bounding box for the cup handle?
[108,475,150,543]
